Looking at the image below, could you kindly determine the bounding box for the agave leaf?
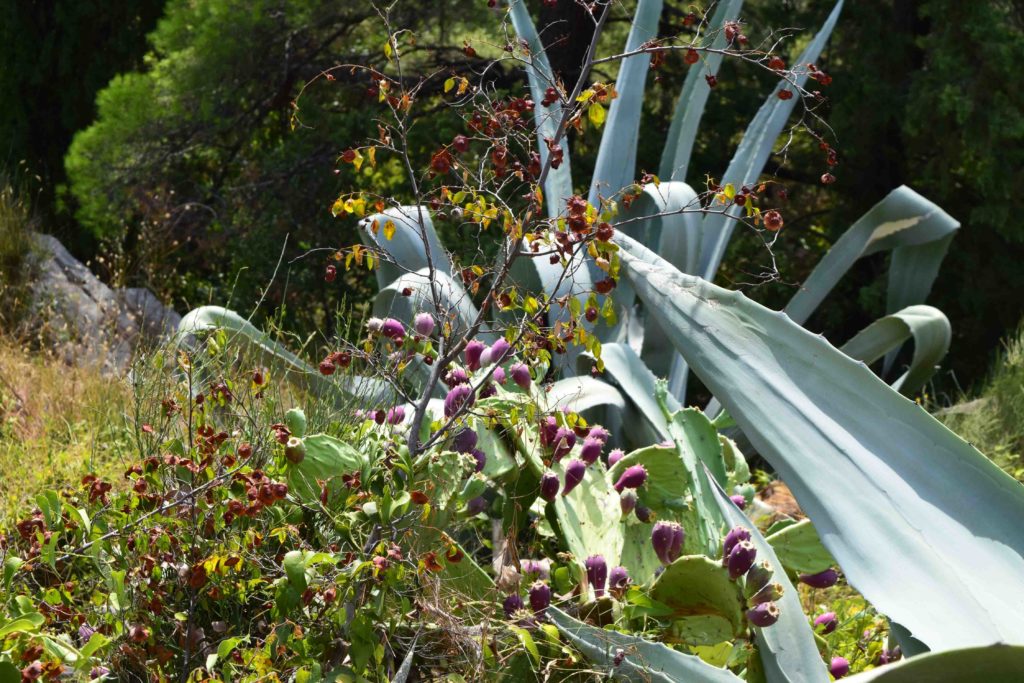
[839,305,951,395]
[616,232,1024,651]
[543,375,627,415]
[707,479,829,683]
[176,306,392,404]
[698,0,844,281]
[659,0,745,181]
[506,0,573,217]
[374,268,488,342]
[843,645,1024,682]
[548,607,743,682]
[358,206,452,289]
[587,0,663,207]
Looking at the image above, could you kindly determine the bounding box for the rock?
[27,234,180,374]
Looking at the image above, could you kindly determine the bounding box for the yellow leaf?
[457,77,469,95]
[723,183,736,200]
[351,149,364,171]
[384,38,394,61]
[444,77,455,93]
[367,147,377,168]
[588,102,606,128]
[383,220,396,241]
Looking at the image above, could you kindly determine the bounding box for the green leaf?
[510,626,541,666]
[698,0,843,281]
[587,0,663,207]
[0,662,20,683]
[283,551,308,591]
[548,607,743,682]
[839,305,950,396]
[0,613,45,637]
[650,556,744,643]
[616,231,1024,651]
[843,644,1024,682]
[659,0,745,181]
[765,519,835,575]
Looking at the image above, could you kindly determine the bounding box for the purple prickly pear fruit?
[744,562,773,598]
[587,426,610,443]
[503,593,524,618]
[492,366,507,384]
[444,384,474,417]
[539,416,558,446]
[551,427,576,460]
[814,611,838,635]
[746,601,780,627]
[635,503,653,523]
[521,559,550,580]
[652,521,685,565]
[829,657,850,679]
[607,449,625,468]
[730,494,747,509]
[489,338,511,364]
[528,581,551,613]
[609,566,630,592]
[465,340,485,371]
[613,464,647,492]
[749,581,784,605]
[539,471,559,502]
[452,428,478,454]
[562,458,586,496]
[386,406,406,424]
[585,555,608,597]
[381,318,405,341]
[620,490,637,516]
[727,540,757,579]
[479,382,497,399]
[445,367,470,386]
[510,362,531,389]
[471,448,486,473]
[579,437,603,465]
[466,496,486,516]
[799,568,839,588]
[722,526,752,560]
[877,647,902,665]
[413,312,435,337]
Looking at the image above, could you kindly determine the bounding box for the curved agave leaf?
[839,305,951,396]
[358,206,452,289]
[708,478,829,683]
[374,268,488,342]
[615,232,1024,651]
[843,645,1024,682]
[548,607,743,682]
[176,306,392,404]
[543,375,627,415]
[659,0,745,181]
[587,0,663,207]
[699,0,844,281]
[506,0,573,218]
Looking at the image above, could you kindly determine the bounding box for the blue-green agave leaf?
[548,607,743,682]
[698,0,843,281]
[587,0,663,207]
[659,0,746,181]
[358,206,452,289]
[843,645,1024,682]
[615,232,1024,652]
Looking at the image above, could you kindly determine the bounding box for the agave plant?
[178,0,1024,677]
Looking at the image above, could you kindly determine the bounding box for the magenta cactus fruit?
[651,521,685,565]
[814,611,838,635]
[452,428,478,454]
[730,494,747,509]
[492,366,507,384]
[521,559,550,580]
[579,437,603,465]
[380,318,405,341]
[413,312,435,336]
[464,340,485,371]
[609,565,630,591]
[503,593,524,618]
[748,581,784,605]
[444,384,474,417]
[510,362,531,389]
[585,555,608,597]
[722,526,752,560]
[539,471,559,502]
[551,426,576,460]
[613,464,647,492]
[746,601,781,627]
[829,657,850,679]
[562,458,587,495]
[528,581,551,613]
[489,338,511,364]
[877,647,902,665]
[635,503,652,523]
[479,382,497,399]
[587,426,610,443]
[471,448,487,473]
[799,568,839,588]
[386,406,406,425]
[607,448,625,468]
[620,490,637,516]
[745,562,773,596]
[445,367,470,386]
[727,540,758,579]
[465,496,487,516]
[539,416,558,446]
